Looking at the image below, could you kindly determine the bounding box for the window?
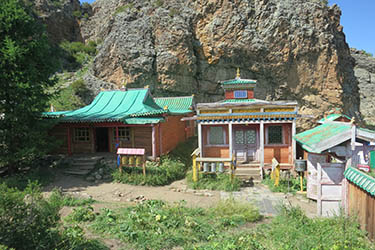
[113,127,131,141]
[208,126,226,145]
[234,90,248,99]
[74,128,90,142]
[267,126,283,144]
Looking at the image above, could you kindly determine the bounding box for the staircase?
[63,155,103,176]
[235,162,262,184]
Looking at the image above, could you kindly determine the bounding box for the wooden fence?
[347,181,375,240]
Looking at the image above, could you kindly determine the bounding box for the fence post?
[192,155,198,182]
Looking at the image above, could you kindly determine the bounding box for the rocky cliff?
[351,49,375,125]
[46,0,362,129]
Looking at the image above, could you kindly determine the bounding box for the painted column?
[229,122,233,159]
[152,124,156,159]
[116,126,119,151]
[260,120,264,169]
[198,122,202,156]
[292,118,296,163]
[159,124,163,155]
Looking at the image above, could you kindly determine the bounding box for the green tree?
[0,0,57,172]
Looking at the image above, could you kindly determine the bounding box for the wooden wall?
[202,124,230,158]
[264,123,292,164]
[159,115,193,156]
[133,127,153,156]
[348,181,375,240]
[49,125,69,154]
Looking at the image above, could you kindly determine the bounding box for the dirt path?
[44,172,221,208]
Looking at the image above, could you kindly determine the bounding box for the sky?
[80,0,374,56]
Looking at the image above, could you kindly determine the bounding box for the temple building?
[44,88,195,159]
[192,70,298,179]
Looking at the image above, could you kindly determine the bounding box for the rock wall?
[65,0,361,129]
[351,49,375,125]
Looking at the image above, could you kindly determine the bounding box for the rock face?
[33,0,83,43]
[41,0,360,129]
[351,49,375,125]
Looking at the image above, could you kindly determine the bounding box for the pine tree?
[0,0,57,171]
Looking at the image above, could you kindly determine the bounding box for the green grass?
[48,189,95,207]
[113,137,197,186]
[262,174,306,194]
[187,205,374,250]
[112,157,186,186]
[186,171,241,191]
[90,199,261,250]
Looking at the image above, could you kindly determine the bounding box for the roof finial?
[50,104,55,112]
[236,68,240,79]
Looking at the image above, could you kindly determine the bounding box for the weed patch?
[112,158,185,186]
[262,174,306,194]
[186,172,241,191]
[90,199,261,249]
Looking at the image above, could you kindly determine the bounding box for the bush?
[186,171,241,191]
[0,182,105,250]
[113,157,185,186]
[66,206,96,223]
[91,199,261,249]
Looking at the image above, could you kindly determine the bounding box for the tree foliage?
[0,0,57,170]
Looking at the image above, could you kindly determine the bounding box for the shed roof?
[344,167,375,196]
[294,122,375,153]
[44,89,167,124]
[318,114,351,123]
[154,96,194,114]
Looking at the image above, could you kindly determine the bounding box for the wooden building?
[294,119,375,216]
[190,71,298,180]
[45,88,195,158]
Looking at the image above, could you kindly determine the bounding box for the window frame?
[113,127,131,142]
[266,125,284,145]
[74,127,90,142]
[234,90,248,99]
[207,126,227,146]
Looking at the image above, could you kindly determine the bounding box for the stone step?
[71,161,97,167]
[63,169,91,175]
[235,173,262,180]
[235,168,261,175]
[237,162,260,168]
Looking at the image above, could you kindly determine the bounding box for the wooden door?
[317,162,345,217]
[234,128,257,162]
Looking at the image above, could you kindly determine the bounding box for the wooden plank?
[198,123,203,156]
[317,162,322,216]
[152,125,156,159]
[292,118,296,164]
[260,120,264,169]
[196,157,232,162]
[366,194,374,239]
[229,123,233,159]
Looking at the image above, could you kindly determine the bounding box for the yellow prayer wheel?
[136,156,142,167]
[129,156,135,166]
[121,156,128,165]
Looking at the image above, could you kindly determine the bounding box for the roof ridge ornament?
[236,68,241,79]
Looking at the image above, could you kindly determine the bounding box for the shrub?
[113,157,185,186]
[66,206,96,223]
[0,182,105,250]
[262,174,306,194]
[186,171,241,191]
[91,199,261,249]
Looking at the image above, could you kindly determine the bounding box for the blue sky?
[80,0,374,56]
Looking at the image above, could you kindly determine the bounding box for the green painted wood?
[370,151,375,169]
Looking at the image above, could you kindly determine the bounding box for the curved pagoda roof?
[44,89,194,124]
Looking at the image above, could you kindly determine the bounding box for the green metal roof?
[154,96,194,114]
[220,78,257,85]
[318,114,351,123]
[294,123,352,153]
[344,167,375,196]
[44,89,167,124]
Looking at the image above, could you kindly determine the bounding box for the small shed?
[294,121,375,216]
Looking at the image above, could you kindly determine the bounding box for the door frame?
[233,124,259,162]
